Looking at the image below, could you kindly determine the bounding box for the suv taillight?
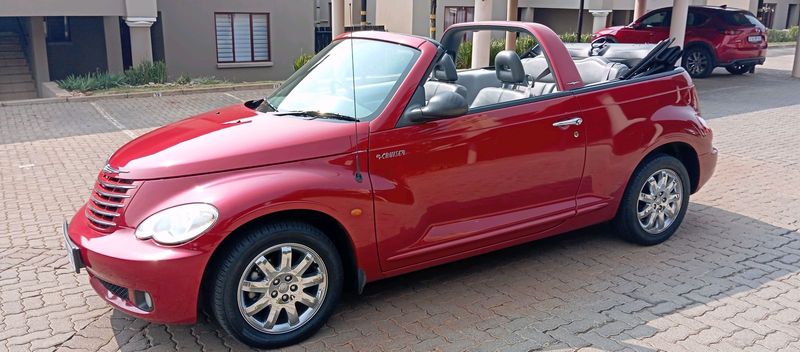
[719,29,743,35]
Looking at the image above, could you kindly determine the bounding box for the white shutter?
[252,14,269,61]
[233,13,253,62]
[215,14,234,62]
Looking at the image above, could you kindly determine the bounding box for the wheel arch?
[684,40,717,66]
[199,209,361,314]
[639,142,701,193]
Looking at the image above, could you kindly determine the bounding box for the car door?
[627,9,671,43]
[369,91,587,272]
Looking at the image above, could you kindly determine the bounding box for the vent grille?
[98,278,130,301]
[86,174,137,231]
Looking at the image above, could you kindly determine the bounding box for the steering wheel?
[590,37,610,56]
[520,44,542,59]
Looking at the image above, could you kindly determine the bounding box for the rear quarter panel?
[567,70,712,226]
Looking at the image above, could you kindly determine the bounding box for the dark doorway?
[118,13,165,70]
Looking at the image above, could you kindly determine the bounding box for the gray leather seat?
[470,51,529,108]
[574,56,629,84]
[424,54,466,102]
[520,57,559,96]
[521,56,629,91]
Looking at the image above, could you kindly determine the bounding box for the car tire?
[725,64,754,75]
[682,46,714,78]
[613,155,691,246]
[210,221,343,349]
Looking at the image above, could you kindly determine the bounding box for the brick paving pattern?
[1,48,799,351]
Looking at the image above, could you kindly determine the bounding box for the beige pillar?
[125,17,155,66]
[590,10,612,33]
[471,0,493,68]
[669,0,689,48]
[103,16,124,73]
[332,0,345,38]
[505,0,519,51]
[28,17,49,96]
[634,0,647,21]
[792,31,800,78]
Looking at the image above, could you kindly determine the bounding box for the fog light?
[133,290,154,312]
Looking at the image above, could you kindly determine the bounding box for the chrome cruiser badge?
[102,163,127,174]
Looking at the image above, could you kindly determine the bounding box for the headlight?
[135,203,218,245]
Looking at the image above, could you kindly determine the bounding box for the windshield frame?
[260,38,422,122]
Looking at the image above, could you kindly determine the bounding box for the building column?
[103,16,124,73]
[28,17,49,96]
[792,30,800,78]
[125,17,155,66]
[590,10,611,34]
[669,0,689,48]
[634,0,647,21]
[471,0,493,69]
[505,0,519,51]
[332,0,345,38]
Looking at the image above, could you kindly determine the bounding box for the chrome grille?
[86,174,137,231]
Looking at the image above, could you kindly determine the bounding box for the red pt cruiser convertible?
[64,22,716,348]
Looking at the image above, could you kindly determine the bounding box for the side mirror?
[630,22,642,29]
[406,91,468,123]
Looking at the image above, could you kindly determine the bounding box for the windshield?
[261,38,420,121]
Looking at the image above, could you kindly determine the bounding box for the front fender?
[124,154,382,282]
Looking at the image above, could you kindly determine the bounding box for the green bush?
[767,26,799,42]
[175,74,191,85]
[56,61,168,92]
[454,33,587,69]
[122,61,167,86]
[293,53,314,71]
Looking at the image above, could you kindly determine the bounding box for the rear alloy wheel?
[210,222,343,348]
[725,64,754,75]
[682,46,714,78]
[614,155,690,245]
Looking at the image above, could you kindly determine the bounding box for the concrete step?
[0,65,30,74]
[0,73,33,84]
[0,37,21,45]
[0,51,24,59]
[0,58,27,67]
[0,81,35,94]
[0,91,37,101]
[0,44,23,51]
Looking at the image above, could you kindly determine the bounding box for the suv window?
[687,12,709,27]
[640,10,670,27]
[723,11,760,26]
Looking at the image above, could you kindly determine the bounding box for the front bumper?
[66,206,211,324]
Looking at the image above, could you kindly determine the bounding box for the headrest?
[433,54,458,82]
[494,50,526,84]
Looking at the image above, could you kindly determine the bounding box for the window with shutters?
[215,13,271,63]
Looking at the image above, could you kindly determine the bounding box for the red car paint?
[67,21,716,324]
[593,6,767,68]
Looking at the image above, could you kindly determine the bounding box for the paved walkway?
[1,48,799,352]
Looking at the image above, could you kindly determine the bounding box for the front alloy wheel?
[210,222,343,348]
[237,244,327,334]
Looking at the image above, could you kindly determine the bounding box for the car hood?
[594,25,625,36]
[107,104,358,180]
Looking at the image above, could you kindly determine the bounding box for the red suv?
[592,5,767,78]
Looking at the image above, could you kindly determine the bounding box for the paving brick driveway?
[2,48,800,352]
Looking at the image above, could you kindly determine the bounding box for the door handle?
[552,117,583,128]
